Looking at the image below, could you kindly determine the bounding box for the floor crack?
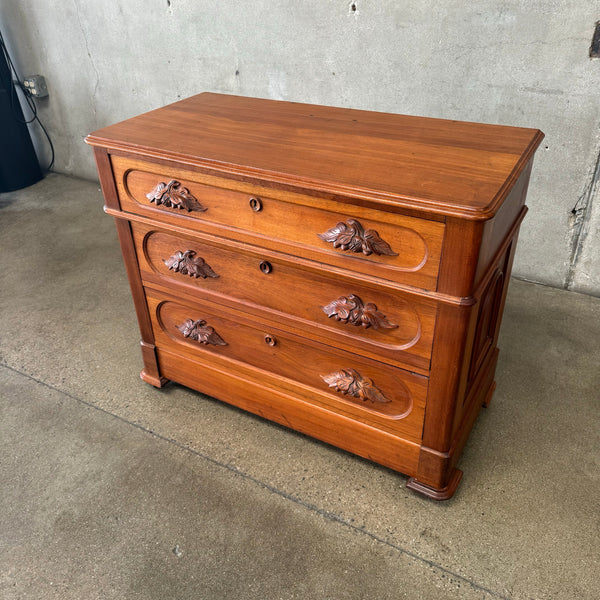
[1,361,509,599]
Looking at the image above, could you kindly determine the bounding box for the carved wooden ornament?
[322,294,398,329]
[318,219,397,256]
[164,250,219,279]
[177,319,227,345]
[146,180,207,212]
[321,369,390,403]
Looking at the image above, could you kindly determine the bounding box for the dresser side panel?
[421,302,474,451]
[473,160,533,289]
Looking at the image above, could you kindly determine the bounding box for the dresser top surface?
[86,93,543,220]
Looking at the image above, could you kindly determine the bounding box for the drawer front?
[155,347,422,478]
[112,156,444,289]
[146,291,427,441]
[133,222,437,372]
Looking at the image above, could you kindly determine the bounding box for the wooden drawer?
[146,290,427,441]
[155,346,422,478]
[112,155,444,290]
[133,222,437,373]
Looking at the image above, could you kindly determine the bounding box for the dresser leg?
[406,468,463,501]
[139,341,169,388]
[140,369,170,388]
[482,381,496,408]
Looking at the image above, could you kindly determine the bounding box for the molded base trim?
[406,468,463,501]
[140,369,170,388]
[482,381,496,408]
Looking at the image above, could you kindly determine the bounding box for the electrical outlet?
[23,75,48,98]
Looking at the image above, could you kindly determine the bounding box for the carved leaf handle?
[177,318,227,346]
[146,180,207,212]
[317,219,397,256]
[321,294,398,329]
[164,250,219,279]
[321,369,390,403]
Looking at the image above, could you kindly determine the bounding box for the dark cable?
[0,29,55,171]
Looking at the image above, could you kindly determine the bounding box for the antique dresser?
[86,93,543,499]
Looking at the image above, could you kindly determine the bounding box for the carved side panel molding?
[146,180,207,212]
[321,369,391,403]
[318,219,398,256]
[468,267,505,383]
[321,294,398,329]
[164,250,219,279]
[177,318,227,346]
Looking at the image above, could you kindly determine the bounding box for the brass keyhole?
[249,197,262,212]
[264,334,277,346]
[259,260,272,274]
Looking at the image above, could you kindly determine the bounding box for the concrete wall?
[1,1,599,295]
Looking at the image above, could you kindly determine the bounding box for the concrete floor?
[1,174,599,600]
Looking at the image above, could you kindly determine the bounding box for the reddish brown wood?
[321,369,392,404]
[87,94,543,500]
[92,146,170,388]
[317,219,398,256]
[407,468,463,501]
[147,289,424,429]
[131,221,436,373]
[447,350,499,478]
[140,340,169,388]
[146,179,207,212]
[111,155,444,291]
[482,382,496,408]
[474,163,532,288]
[321,294,398,330]
[177,318,227,346]
[156,345,422,476]
[92,147,121,211]
[164,250,219,279]
[86,93,543,221]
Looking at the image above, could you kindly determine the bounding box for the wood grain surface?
[87,93,543,220]
[131,221,437,373]
[112,155,445,290]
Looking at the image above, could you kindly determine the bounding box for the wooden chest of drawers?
[86,93,543,500]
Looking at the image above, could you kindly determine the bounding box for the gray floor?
[1,174,599,600]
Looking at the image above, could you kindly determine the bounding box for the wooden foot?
[406,468,463,501]
[140,369,170,388]
[482,381,496,408]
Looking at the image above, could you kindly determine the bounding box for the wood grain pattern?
[92,147,168,388]
[322,369,391,404]
[87,93,543,500]
[147,289,425,432]
[131,221,436,372]
[155,345,422,477]
[86,93,543,220]
[177,317,227,346]
[113,156,444,290]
